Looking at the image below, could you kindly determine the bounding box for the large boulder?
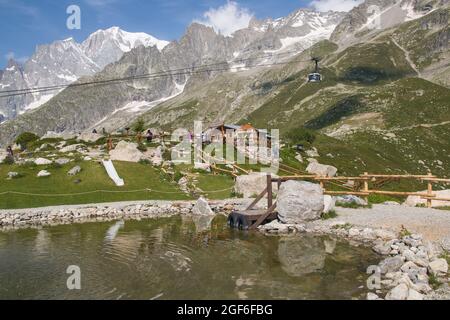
[306,161,337,177]
[405,190,450,208]
[77,132,104,143]
[192,197,215,216]
[234,173,278,198]
[109,141,144,163]
[277,180,324,223]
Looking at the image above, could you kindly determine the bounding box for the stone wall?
[0,199,250,230]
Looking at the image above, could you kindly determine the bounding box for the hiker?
[102,127,107,135]
[136,131,143,143]
[6,146,13,157]
[146,130,153,143]
[125,127,130,136]
[107,135,114,151]
[92,128,98,134]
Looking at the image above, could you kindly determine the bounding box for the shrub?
[15,132,40,150]
[230,190,244,198]
[173,171,184,183]
[137,143,148,152]
[321,210,338,220]
[2,155,15,165]
[139,159,151,165]
[133,117,145,134]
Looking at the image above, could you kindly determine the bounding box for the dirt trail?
[324,204,450,246]
[391,38,422,77]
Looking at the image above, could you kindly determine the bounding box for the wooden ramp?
[228,174,278,230]
[228,209,278,230]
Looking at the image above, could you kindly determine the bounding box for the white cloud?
[196,1,253,36]
[84,0,118,7]
[310,0,364,12]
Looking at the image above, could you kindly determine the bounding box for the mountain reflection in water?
[0,215,379,300]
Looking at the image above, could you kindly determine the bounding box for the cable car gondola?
[307,57,322,83]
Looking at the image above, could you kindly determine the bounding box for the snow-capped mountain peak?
[0,27,170,121]
[81,27,169,69]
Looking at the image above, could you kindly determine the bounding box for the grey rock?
[192,197,215,216]
[34,158,52,165]
[55,158,70,165]
[379,256,405,274]
[428,259,449,276]
[385,283,409,300]
[37,170,51,177]
[277,180,324,224]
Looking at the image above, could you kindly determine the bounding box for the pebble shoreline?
[0,199,250,230]
[0,199,449,300]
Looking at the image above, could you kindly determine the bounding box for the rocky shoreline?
[0,199,249,230]
[0,199,449,300]
[259,219,450,300]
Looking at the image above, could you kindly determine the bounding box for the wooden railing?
[248,173,450,229]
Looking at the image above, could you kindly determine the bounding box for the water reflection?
[278,236,326,277]
[105,220,124,242]
[0,216,380,300]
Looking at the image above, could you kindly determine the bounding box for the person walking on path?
[146,130,153,143]
[6,146,13,157]
[107,135,114,151]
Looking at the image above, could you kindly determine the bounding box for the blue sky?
[0,0,362,68]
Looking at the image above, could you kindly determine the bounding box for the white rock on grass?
[34,158,52,165]
[67,166,81,176]
[60,144,83,153]
[7,172,19,179]
[277,180,324,224]
[306,161,337,177]
[55,158,70,165]
[109,141,144,163]
[234,173,278,199]
[37,170,51,177]
[192,197,215,216]
[428,258,448,276]
[194,162,211,172]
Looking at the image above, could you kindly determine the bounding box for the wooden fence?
[244,173,450,230]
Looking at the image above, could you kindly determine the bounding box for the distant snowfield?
[21,94,55,114]
[93,79,188,128]
[359,2,430,32]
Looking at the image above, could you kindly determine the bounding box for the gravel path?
[333,204,450,244]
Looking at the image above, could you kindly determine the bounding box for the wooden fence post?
[427,172,433,208]
[363,172,369,203]
[267,174,273,209]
